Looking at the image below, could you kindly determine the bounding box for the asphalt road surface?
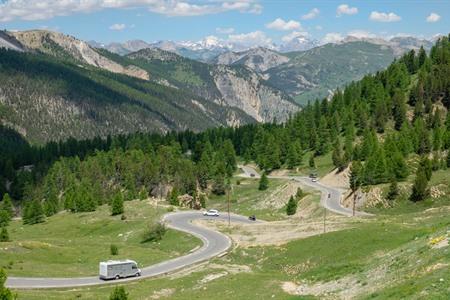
[6,211,258,289]
[238,165,371,217]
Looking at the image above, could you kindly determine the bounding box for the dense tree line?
[1,35,449,217]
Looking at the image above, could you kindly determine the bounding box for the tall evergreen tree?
[258,172,269,191]
[309,155,316,169]
[111,192,124,216]
[392,90,407,130]
[410,168,429,202]
[23,199,45,225]
[0,194,14,221]
[386,180,399,201]
[286,195,297,216]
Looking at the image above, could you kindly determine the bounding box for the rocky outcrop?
[214,47,289,73]
[213,66,298,122]
[10,30,149,80]
[0,31,24,52]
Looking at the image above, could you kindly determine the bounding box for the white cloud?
[281,31,309,43]
[266,18,301,31]
[227,31,272,48]
[0,0,263,22]
[216,27,235,34]
[322,32,344,44]
[109,23,126,31]
[347,30,377,39]
[426,12,441,23]
[301,8,319,20]
[369,11,401,22]
[336,4,358,17]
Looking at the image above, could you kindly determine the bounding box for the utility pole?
[353,191,356,216]
[324,193,330,233]
[227,177,231,227]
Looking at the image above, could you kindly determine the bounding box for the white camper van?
[99,260,141,280]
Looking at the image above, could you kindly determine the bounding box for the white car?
[203,209,220,216]
[311,178,317,182]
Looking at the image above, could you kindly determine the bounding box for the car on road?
[250,173,255,177]
[99,260,141,280]
[311,178,317,182]
[248,215,256,221]
[203,209,219,216]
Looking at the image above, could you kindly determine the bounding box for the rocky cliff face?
[213,66,298,122]
[9,30,149,80]
[127,48,299,123]
[214,47,289,73]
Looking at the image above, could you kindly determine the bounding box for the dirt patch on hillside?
[150,288,175,299]
[169,262,251,280]
[195,217,349,247]
[253,180,305,210]
[320,167,350,189]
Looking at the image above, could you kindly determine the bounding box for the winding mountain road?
[7,165,368,289]
[6,212,257,289]
[239,165,370,217]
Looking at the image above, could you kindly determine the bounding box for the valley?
[0,3,449,299]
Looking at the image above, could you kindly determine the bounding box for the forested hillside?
[0,35,449,225]
[0,48,254,143]
[266,41,398,104]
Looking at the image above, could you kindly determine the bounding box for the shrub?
[0,227,9,242]
[110,244,119,256]
[109,286,128,300]
[0,268,15,300]
[142,222,167,243]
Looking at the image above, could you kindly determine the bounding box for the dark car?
[248,215,256,221]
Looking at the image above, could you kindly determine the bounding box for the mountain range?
[0,29,435,143]
[0,30,297,143]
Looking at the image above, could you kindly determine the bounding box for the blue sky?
[0,1,448,45]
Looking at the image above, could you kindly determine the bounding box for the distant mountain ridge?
[0,29,299,143]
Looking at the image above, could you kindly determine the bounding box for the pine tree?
[295,187,304,199]
[349,161,363,192]
[223,139,237,177]
[410,168,429,202]
[392,90,407,130]
[258,172,269,191]
[309,155,316,169]
[386,180,399,201]
[388,150,409,180]
[110,286,128,300]
[419,157,433,181]
[168,187,179,205]
[0,194,14,221]
[0,227,9,242]
[23,199,45,225]
[332,139,346,172]
[111,192,124,216]
[286,141,302,169]
[286,195,298,215]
